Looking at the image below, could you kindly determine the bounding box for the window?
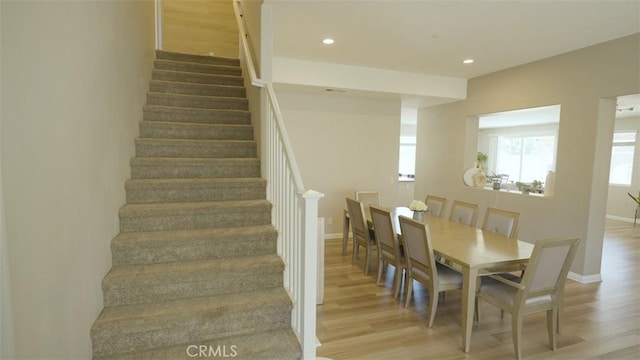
[477,104,561,191]
[495,134,557,183]
[398,107,417,181]
[609,131,636,185]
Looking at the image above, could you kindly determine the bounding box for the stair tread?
[135,138,255,145]
[139,120,251,129]
[97,328,300,360]
[131,157,259,164]
[103,254,283,285]
[147,91,248,101]
[92,287,290,332]
[113,225,276,243]
[154,59,240,70]
[120,199,270,216]
[143,104,249,113]
[149,79,244,89]
[126,177,265,188]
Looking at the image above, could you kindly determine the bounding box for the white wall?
[0,1,155,357]
[416,34,639,281]
[607,115,640,220]
[275,90,402,236]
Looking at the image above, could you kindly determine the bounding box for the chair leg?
[427,290,439,328]
[376,259,384,285]
[364,246,371,275]
[352,241,359,265]
[512,313,523,360]
[547,306,558,350]
[404,279,413,308]
[342,212,350,256]
[393,266,403,299]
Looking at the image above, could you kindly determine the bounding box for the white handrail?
[233,2,324,359]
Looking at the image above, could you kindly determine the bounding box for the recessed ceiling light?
[463,59,475,64]
[322,38,335,45]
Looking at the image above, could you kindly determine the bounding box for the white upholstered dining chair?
[399,215,462,328]
[425,195,447,218]
[482,207,520,239]
[449,200,479,227]
[477,237,580,360]
[346,197,376,275]
[370,205,405,299]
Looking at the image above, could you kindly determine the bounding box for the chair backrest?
[425,195,447,218]
[346,197,372,245]
[398,215,437,286]
[449,200,479,227]
[355,191,381,209]
[370,205,400,261]
[482,207,520,239]
[516,237,580,307]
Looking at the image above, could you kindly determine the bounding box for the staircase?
[90,50,302,359]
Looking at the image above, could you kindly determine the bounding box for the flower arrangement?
[409,200,428,212]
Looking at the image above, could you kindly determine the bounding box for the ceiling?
[267,0,640,80]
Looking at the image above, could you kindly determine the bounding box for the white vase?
[413,211,424,221]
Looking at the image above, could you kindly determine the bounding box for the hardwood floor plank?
[317,220,640,359]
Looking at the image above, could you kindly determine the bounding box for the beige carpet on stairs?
[90,50,301,360]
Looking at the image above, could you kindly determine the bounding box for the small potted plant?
[516,182,531,195]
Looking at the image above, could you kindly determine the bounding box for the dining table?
[347,206,535,353]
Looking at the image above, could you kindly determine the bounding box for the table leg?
[461,267,478,353]
[342,210,350,256]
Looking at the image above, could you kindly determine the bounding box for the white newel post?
[301,190,324,359]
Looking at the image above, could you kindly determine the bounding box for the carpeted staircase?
[90,50,302,359]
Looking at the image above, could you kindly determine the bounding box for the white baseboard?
[324,233,343,240]
[568,271,602,284]
[605,215,636,223]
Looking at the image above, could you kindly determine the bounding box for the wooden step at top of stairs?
[139,121,253,141]
[143,105,251,125]
[111,225,278,266]
[154,59,242,77]
[118,200,272,232]
[146,92,249,110]
[102,254,284,307]
[149,80,246,98]
[152,69,244,87]
[134,138,257,158]
[155,50,240,67]
[130,157,261,179]
[94,328,301,360]
[125,177,266,204]
[91,288,292,358]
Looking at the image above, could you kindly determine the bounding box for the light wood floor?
[316,220,640,360]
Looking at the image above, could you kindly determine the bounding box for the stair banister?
[233,1,324,359]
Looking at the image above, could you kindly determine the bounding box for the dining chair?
[370,205,405,299]
[342,191,382,256]
[399,215,463,328]
[449,200,479,227]
[425,195,447,218]
[482,207,520,239]
[346,197,377,275]
[476,237,580,360]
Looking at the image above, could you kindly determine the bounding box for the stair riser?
[103,271,283,307]
[155,50,240,67]
[152,70,244,87]
[130,160,261,179]
[126,185,265,204]
[139,123,253,141]
[135,141,257,158]
[149,81,246,98]
[143,106,251,125]
[112,230,277,266]
[154,60,242,77]
[120,211,271,233]
[147,93,249,110]
[91,304,291,357]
